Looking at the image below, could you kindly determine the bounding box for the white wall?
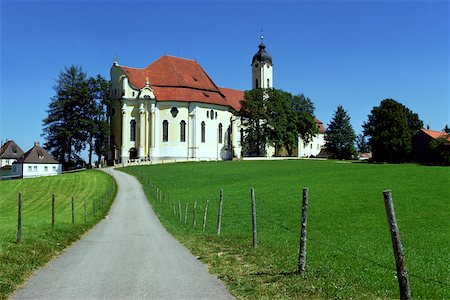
[11,163,61,178]
[298,133,325,158]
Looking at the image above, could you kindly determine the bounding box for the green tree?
[363,99,423,162]
[443,125,450,134]
[356,134,371,153]
[42,65,90,168]
[428,135,450,165]
[325,105,356,159]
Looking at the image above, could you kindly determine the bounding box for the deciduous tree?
[363,99,423,162]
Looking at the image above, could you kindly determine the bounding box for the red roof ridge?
[421,128,449,140]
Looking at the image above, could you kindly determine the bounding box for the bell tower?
[251,35,273,89]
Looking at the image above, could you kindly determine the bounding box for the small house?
[11,142,62,178]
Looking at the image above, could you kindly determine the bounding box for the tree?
[239,89,317,156]
[42,66,90,168]
[363,99,423,163]
[443,125,450,134]
[325,105,356,159]
[356,134,371,153]
[428,135,450,165]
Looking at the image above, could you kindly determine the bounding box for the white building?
[11,142,62,178]
[109,38,325,162]
[0,140,24,167]
[298,118,326,158]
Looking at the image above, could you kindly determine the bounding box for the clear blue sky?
[1,0,449,154]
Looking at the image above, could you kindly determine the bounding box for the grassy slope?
[124,160,449,299]
[0,170,116,299]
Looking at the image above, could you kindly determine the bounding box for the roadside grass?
[0,170,116,299]
[123,160,449,299]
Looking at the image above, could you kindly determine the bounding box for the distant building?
[11,142,62,178]
[412,128,450,164]
[298,118,326,158]
[0,140,24,167]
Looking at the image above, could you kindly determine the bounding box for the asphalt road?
[12,168,233,300]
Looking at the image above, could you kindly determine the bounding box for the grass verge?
[0,169,116,299]
[123,160,449,299]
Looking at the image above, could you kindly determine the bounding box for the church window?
[207,111,209,118]
[201,122,206,143]
[170,107,179,118]
[130,120,136,141]
[180,120,186,142]
[132,91,135,97]
[215,112,218,119]
[163,120,169,142]
[227,126,232,146]
[267,78,270,88]
[210,109,214,120]
[255,79,259,88]
[218,123,223,143]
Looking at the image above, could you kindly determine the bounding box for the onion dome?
[252,40,272,66]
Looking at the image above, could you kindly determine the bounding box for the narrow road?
[12,168,233,300]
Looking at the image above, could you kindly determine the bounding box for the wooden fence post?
[17,192,22,243]
[193,201,197,227]
[217,189,223,235]
[298,187,309,274]
[71,194,75,224]
[184,202,189,224]
[51,193,55,227]
[383,190,411,300]
[203,200,209,232]
[178,200,182,222]
[93,198,96,216]
[251,188,257,248]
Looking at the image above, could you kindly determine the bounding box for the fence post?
[71,194,75,224]
[298,187,309,274]
[193,201,197,227]
[203,200,209,232]
[93,198,96,216]
[184,202,189,224]
[17,192,22,243]
[251,188,257,248]
[217,189,223,235]
[383,190,411,300]
[84,197,87,222]
[178,200,182,222]
[52,193,55,227]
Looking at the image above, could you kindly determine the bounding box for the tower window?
[218,123,223,143]
[162,120,169,142]
[180,120,186,142]
[267,78,270,88]
[255,79,259,89]
[130,120,136,141]
[201,121,206,143]
[207,111,209,118]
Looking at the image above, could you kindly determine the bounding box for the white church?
[108,39,325,163]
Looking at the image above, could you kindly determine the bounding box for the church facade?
[108,40,324,163]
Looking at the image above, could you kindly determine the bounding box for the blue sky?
[1,0,449,154]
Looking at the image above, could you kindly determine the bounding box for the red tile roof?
[421,129,450,141]
[119,55,243,109]
[314,118,326,133]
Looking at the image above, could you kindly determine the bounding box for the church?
[108,39,324,163]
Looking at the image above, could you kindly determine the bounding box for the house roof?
[14,143,59,164]
[421,129,450,141]
[118,55,244,110]
[0,140,25,160]
[315,118,326,133]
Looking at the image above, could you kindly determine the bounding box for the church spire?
[113,53,118,66]
[251,34,273,89]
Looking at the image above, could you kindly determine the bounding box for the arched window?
[267,78,270,88]
[255,79,259,89]
[218,123,223,143]
[201,121,206,143]
[180,120,186,142]
[130,120,136,142]
[207,111,209,118]
[162,120,169,142]
[210,109,214,120]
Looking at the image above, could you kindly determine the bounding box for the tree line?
[42,66,110,170]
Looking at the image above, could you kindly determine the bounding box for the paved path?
[12,168,233,300]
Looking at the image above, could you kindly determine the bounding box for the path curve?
[12,168,233,300]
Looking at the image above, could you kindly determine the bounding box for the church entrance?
[129,148,138,160]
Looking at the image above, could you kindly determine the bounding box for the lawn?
[123,160,449,299]
[0,170,116,299]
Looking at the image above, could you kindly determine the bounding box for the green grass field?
[124,160,449,299]
[0,170,116,299]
